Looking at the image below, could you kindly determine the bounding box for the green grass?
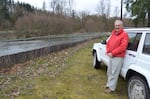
[0,39,128,99]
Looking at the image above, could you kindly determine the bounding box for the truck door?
[121,32,142,77]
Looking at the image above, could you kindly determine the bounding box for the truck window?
[143,33,150,55]
[127,33,142,51]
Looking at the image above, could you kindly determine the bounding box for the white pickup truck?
[92,28,150,99]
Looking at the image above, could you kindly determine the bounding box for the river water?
[0,32,102,57]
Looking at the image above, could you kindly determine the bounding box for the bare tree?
[96,0,111,18]
[68,0,74,16]
[114,6,119,17]
[106,0,111,18]
[50,0,57,14]
[57,0,67,15]
[49,0,67,15]
[42,0,46,11]
[79,11,90,27]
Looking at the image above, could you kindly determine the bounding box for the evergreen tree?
[0,0,10,20]
[125,0,150,27]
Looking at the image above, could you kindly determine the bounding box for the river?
[0,32,103,57]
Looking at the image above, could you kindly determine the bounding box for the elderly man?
[105,20,129,93]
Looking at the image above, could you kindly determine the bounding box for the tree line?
[0,0,34,29]
[0,0,149,38]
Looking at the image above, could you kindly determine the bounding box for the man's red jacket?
[106,29,129,57]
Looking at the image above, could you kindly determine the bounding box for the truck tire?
[93,52,101,69]
[128,76,150,99]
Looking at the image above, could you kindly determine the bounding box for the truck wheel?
[128,76,150,99]
[93,52,101,69]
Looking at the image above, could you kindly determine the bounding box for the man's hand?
[107,53,113,58]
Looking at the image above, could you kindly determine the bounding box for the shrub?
[15,13,77,37]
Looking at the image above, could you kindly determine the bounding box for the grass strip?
[0,39,127,99]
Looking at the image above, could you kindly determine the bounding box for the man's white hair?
[114,20,123,26]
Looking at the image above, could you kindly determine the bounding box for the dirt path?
[0,39,127,99]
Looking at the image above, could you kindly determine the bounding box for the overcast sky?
[13,0,125,17]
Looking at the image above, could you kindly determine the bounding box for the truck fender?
[126,64,150,88]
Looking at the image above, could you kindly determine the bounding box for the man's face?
[114,23,122,32]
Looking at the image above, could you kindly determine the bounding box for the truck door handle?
[128,53,136,57]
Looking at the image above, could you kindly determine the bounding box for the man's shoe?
[104,88,113,93]
[103,86,109,89]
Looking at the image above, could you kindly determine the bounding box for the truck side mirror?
[101,40,107,44]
